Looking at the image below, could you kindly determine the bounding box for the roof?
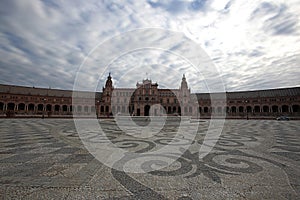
[196,87,300,100]
[0,84,102,99]
[1,84,299,100]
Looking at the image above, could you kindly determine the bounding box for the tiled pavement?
[0,118,299,199]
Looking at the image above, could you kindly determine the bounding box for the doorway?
[144,105,150,116]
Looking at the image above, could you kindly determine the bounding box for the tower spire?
[105,72,113,88]
[180,73,188,90]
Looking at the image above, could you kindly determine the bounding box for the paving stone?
[0,119,299,199]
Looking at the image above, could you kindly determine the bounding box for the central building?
[99,73,196,116]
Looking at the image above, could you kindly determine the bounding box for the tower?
[101,73,114,116]
[180,74,190,96]
[179,74,191,116]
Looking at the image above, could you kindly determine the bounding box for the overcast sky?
[0,0,299,93]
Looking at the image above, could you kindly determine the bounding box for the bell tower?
[180,74,188,90]
[101,73,114,116]
[179,74,191,116]
[105,73,113,88]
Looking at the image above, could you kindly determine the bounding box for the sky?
[0,0,300,93]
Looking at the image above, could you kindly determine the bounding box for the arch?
[211,107,215,113]
[70,105,73,112]
[198,107,202,113]
[62,105,68,112]
[217,107,222,113]
[281,105,289,113]
[178,106,181,115]
[231,106,236,113]
[254,106,260,113]
[144,105,150,116]
[18,103,25,111]
[238,106,244,113]
[77,105,82,112]
[292,105,299,112]
[184,107,188,113]
[272,105,278,112]
[246,106,252,113]
[225,106,230,113]
[168,106,172,114]
[263,105,269,112]
[84,106,89,112]
[46,104,52,111]
[0,102,4,111]
[37,104,43,111]
[105,106,109,113]
[7,103,15,111]
[204,107,209,113]
[54,105,60,112]
[100,106,104,112]
[137,108,140,116]
[173,106,176,113]
[28,103,35,111]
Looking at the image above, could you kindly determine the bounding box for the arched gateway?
[144,105,150,116]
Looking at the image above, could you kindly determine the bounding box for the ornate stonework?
[0,74,299,118]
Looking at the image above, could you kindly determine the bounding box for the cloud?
[251,2,299,35]
[0,0,299,93]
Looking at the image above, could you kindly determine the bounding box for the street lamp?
[42,98,47,118]
[244,100,249,120]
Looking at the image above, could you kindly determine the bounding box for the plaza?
[0,118,299,199]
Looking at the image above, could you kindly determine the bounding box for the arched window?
[46,104,52,111]
[263,106,269,112]
[7,103,15,110]
[37,104,43,111]
[246,106,252,113]
[292,105,299,112]
[168,106,171,114]
[238,106,244,113]
[28,104,35,111]
[62,105,68,112]
[231,106,236,113]
[254,106,260,112]
[18,103,25,111]
[204,107,208,113]
[173,106,176,113]
[281,105,289,112]
[55,105,60,112]
[272,105,278,112]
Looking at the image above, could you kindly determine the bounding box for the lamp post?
[97,100,100,118]
[244,100,249,120]
[42,98,47,119]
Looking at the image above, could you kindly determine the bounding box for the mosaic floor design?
[0,118,299,199]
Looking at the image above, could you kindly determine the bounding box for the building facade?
[100,73,195,117]
[0,73,299,118]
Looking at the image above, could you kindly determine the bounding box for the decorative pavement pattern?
[0,118,299,199]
